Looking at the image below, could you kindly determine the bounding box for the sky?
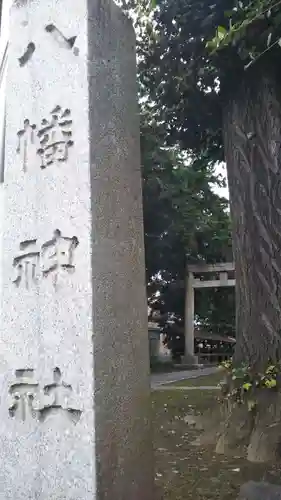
[213,163,229,200]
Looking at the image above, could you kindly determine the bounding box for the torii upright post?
[184,269,198,365]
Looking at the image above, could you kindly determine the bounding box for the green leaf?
[242,382,252,391]
[221,360,232,369]
[217,26,227,40]
[266,365,277,374]
[264,378,277,388]
[206,40,217,50]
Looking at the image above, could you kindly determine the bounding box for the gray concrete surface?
[151,366,219,389]
[152,385,220,391]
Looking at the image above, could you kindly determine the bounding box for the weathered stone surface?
[0,1,154,499]
[238,482,281,500]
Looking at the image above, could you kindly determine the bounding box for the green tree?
[121,0,281,462]
[138,0,281,367]
[117,0,234,336]
[141,104,233,334]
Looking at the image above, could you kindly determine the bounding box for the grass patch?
[168,370,225,388]
[152,388,281,500]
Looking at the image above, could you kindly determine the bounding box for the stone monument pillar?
[0,1,154,499]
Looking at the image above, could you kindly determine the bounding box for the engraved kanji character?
[39,367,81,424]
[9,369,39,421]
[12,239,40,290]
[37,105,74,168]
[41,229,79,287]
[16,119,37,172]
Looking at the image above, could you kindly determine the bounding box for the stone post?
[0,1,154,499]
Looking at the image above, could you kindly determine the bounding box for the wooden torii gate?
[184,262,235,363]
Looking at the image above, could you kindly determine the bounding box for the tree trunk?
[215,61,281,462]
[223,61,281,370]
